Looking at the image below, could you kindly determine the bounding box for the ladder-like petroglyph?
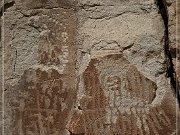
[17,68,75,134]
[68,54,176,135]
[67,1,177,134]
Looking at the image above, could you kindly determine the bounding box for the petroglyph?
[15,68,75,135]
[68,54,176,135]
[27,8,76,73]
[4,7,77,135]
[2,0,178,134]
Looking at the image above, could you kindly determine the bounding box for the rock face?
[2,0,77,134]
[0,0,179,135]
[69,54,176,135]
[167,0,180,80]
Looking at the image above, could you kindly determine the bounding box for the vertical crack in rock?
[156,0,180,105]
[13,47,17,72]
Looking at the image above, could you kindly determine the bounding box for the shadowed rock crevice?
[170,48,180,60]
[156,0,180,106]
[70,131,85,135]
[0,1,15,16]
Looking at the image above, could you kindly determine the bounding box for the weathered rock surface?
[0,0,179,135]
[2,0,77,134]
[167,0,180,81]
[69,54,176,135]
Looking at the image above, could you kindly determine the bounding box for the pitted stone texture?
[167,0,176,46]
[77,0,165,81]
[4,11,39,81]
[68,0,177,135]
[68,54,176,135]
[5,68,75,134]
[1,0,179,134]
[4,7,77,135]
[77,0,155,6]
[4,8,76,81]
[13,0,77,10]
[178,0,180,81]
[167,0,180,81]
[0,10,3,135]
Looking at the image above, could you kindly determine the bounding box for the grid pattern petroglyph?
[74,54,175,135]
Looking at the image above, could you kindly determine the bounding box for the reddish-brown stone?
[4,6,77,135]
[68,54,176,135]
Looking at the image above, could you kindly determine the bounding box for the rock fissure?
[78,4,102,9]
[88,11,140,20]
[156,0,180,105]
[0,1,15,16]
[70,132,85,135]
[13,47,17,72]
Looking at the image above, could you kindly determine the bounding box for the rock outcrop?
[0,0,179,135]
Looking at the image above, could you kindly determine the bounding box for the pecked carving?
[68,54,176,135]
[2,0,178,134]
[4,6,77,135]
